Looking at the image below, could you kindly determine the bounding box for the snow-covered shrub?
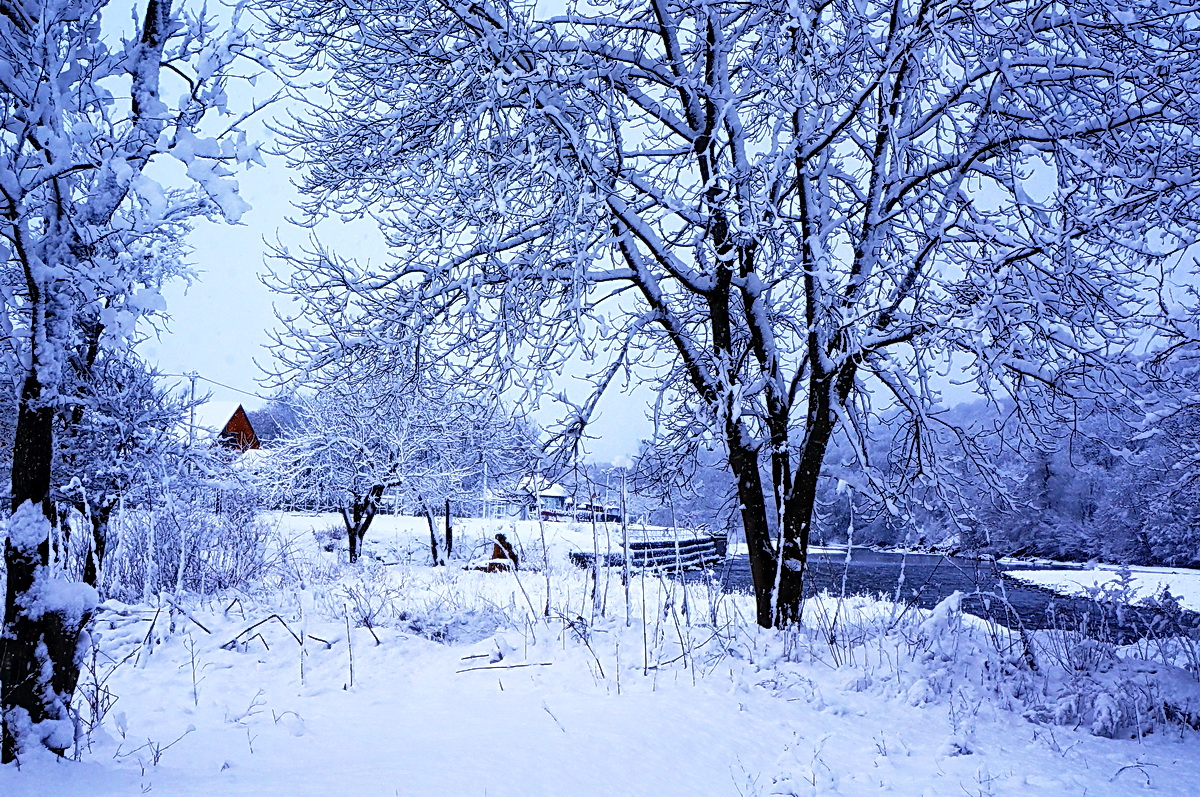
[398,605,510,644]
[866,592,1038,717]
[326,562,408,629]
[1013,582,1200,737]
[1030,654,1200,739]
[1123,587,1200,679]
[102,485,272,600]
[313,525,344,554]
[394,570,521,643]
[775,591,1200,740]
[301,561,516,644]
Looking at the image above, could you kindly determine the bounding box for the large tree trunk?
[774,411,838,627]
[1,375,92,762]
[728,368,852,628]
[725,419,782,628]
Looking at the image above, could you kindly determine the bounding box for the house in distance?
[218,405,260,452]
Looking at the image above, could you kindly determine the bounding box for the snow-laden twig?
[456,662,554,674]
[222,615,303,650]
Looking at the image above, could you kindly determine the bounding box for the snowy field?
[3,513,1199,797]
[277,511,709,565]
[1004,564,1200,612]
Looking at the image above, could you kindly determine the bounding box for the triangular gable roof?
[220,404,260,451]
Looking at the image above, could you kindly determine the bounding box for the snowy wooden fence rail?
[569,534,724,571]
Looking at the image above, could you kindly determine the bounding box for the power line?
[159,372,277,404]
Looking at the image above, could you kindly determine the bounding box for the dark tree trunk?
[444,499,453,560]
[357,485,383,562]
[423,500,441,566]
[725,419,780,628]
[341,505,359,563]
[10,378,53,514]
[775,380,842,625]
[82,500,116,589]
[2,375,91,762]
[727,365,855,628]
[341,485,384,564]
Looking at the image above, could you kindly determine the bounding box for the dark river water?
[694,549,1198,642]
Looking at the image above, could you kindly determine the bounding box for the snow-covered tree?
[264,373,532,563]
[245,393,300,446]
[53,354,194,588]
[632,439,738,533]
[259,0,1200,626]
[0,0,263,760]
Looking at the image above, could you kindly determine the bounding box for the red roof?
[220,405,260,451]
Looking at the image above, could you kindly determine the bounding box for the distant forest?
[621,357,1200,569]
[810,397,1200,568]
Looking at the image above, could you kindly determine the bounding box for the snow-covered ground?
[1005,564,1200,612]
[275,511,710,567]
[3,514,1199,796]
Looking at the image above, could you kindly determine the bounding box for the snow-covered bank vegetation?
[3,516,1200,796]
[796,392,1200,568]
[1006,564,1200,614]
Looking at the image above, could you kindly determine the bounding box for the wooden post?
[534,474,551,617]
[591,506,601,616]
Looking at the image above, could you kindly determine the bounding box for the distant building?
[515,477,571,521]
[513,478,621,523]
[218,405,260,452]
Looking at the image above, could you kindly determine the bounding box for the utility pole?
[621,467,630,627]
[186,371,199,445]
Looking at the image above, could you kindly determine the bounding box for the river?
[694,549,1198,642]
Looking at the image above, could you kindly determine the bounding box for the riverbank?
[1004,564,1200,612]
